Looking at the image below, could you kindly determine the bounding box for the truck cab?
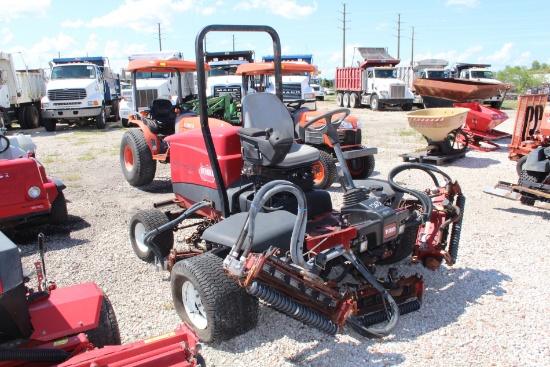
[362,65,414,110]
[455,63,505,109]
[205,50,254,103]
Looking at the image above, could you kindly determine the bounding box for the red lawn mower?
[129,25,466,343]
[0,231,204,367]
[0,131,67,231]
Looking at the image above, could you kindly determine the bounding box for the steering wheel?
[301,108,350,145]
[0,135,10,155]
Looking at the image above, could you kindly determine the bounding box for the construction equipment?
[0,232,204,367]
[128,25,466,344]
[400,107,470,164]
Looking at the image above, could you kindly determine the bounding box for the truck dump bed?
[335,67,362,92]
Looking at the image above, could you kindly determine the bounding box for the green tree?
[496,66,545,94]
[532,60,541,70]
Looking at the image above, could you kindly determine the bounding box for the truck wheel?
[85,295,121,348]
[347,154,375,179]
[43,119,57,132]
[343,93,350,108]
[95,106,107,129]
[24,105,40,129]
[336,93,344,107]
[17,107,28,129]
[121,118,129,128]
[350,93,360,108]
[49,191,68,225]
[129,209,174,263]
[312,150,337,189]
[171,252,259,343]
[370,95,380,111]
[401,103,413,111]
[120,129,157,186]
[110,100,120,122]
[490,101,503,110]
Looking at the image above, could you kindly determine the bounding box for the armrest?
[238,127,268,137]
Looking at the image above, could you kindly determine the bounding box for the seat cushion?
[201,211,297,253]
[275,141,319,168]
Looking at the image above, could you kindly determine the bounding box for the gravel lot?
[7,101,550,367]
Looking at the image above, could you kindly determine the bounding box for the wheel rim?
[312,161,325,184]
[123,145,134,171]
[133,222,149,253]
[182,281,208,329]
[347,157,365,175]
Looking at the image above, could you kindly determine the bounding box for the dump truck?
[453,63,505,109]
[335,47,414,111]
[0,52,46,129]
[397,59,449,107]
[41,56,122,131]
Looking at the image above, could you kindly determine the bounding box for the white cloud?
[477,42,514,64]
[0,0,50,22]
[446,0,479,6]
[375,22,388,31]
[1,28,14,45]
[61,19,85,28]
[235,0,317,19]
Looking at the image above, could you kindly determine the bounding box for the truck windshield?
[135,72,170,79]
[208,65,238,77]
[471,70,494,79]
[374,69,397,78]
[427,70,447,78]
[51,65,97,80]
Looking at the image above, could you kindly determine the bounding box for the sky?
[1,0,550,79]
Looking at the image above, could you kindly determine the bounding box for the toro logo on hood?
[199,164,215,183]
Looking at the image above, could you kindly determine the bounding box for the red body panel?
[29,282,103,341]
[335,67,363,92]
[454,102,508,133]
[0,158,58,221]
[166,126,243,189]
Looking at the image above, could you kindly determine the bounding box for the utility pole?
[338,3,348,68]
[233,35,235,51]
[396,13,401,59]
[410,27,414,66]
[158,23,162,51]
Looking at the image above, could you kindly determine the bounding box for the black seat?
[150,99,176,124]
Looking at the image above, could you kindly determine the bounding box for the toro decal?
[383,223,397,239]
[199,164,215,183]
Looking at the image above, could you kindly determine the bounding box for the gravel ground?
[6,101,550,367]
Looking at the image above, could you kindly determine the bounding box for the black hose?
[387,164,435,222]
[0,347,68,362]
[247,281,339,335]
[0,135,9,154]
[449,194,466,264]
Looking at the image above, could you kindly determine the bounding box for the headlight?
[304,93,315,99]
[28,186,41,198]
[340,121,353,129]
[380,90,389,96]
[355,120,363,129]
[88,100,99,106]
[42,102,49,108]
[124,97,133,102]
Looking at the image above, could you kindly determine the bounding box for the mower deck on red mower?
[128,25,466,344]
[0,232,204,367]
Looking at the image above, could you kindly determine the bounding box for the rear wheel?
[343,93,350,108]
[490,100,503,110]
[171,252,259,343]
[43,119,57,132]
[17,107,28,129]
[312,150,337,189]
[85,295,121,348]
[120,129,157,186]
[95,106,107,129]
[370,95,380,111]
[336,93,344,107]
[24,105,40,129]
[129,210,174,263]
[401,103,413,111]
[49,191,68,225]
[109,100,120,122]
[347,154,375,179]
[350,93,360,108]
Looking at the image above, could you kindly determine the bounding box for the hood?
[135,79,170,89]
[207,75,242,87]
[47,79,98,90]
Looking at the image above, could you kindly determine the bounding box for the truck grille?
[48,89,86,101]
[282,83,302,101]
[389,85,405,99]
[136,89,158,109]
[338,129,361,146]
[214,86,241,101]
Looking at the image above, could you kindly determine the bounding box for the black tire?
[49,191,68,225]
[43,118,57,132]
[449,194,466,264]
[85,295,121,348]
[350,93,360,108]
[490,100,503,110]
[401,103,413,111]
[336,93,344,107]
[376,224,419,265]
[196,354,206,367]
[25,105,40,129]
[129,209,174,263]
[17,107,28,129]
[370,94,380,111]
[312,150,337,189]
[121,118,129,127]
[343,93,350,108]
[518,170,545,206]
[516,156,527,175]
[120,129,157,186]
[171,252,259,343]
[109,100,119,122]
[347,154,375,179]
[95,106,107,129]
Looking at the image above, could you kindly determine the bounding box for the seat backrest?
[241,93,294,136]
[150,99,174,121]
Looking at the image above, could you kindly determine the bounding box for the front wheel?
[95,106,107,129]
[85,295,121,348]
[129,210,174,263]
[312,150,337,189]
[121,118,129,128]
[120,129,157,186]
[171,252,259,343]
[401,103,413,111]
[347,154,375,179]
[43,119,57,132]
[49,191,68,225]
[370,95,380,111]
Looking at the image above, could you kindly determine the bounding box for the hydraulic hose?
[0,348,68,362]
[143,201,211,267]
[0,135,9,154]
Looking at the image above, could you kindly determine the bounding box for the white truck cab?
[205,51,254,103]
[455,63,505,108]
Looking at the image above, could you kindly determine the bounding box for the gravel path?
[8,102,550,367]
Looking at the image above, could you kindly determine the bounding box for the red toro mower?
[0,131,67,231]
[129,25,465,343]
[0,231,204,367]
[236,61,377,189]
